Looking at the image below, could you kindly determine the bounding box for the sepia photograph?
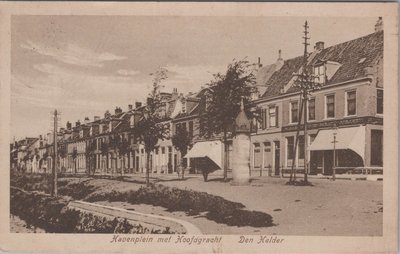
[0,2,398,253]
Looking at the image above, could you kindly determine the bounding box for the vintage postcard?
[0,2,398,253]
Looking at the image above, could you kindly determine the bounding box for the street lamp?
[332,124,338,181]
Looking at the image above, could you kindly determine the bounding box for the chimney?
[172,88,178,99]
[39,135,42,140]
[375,17,383,32]
[276,49,284,71]
[258,57,262,68]
[314,41,325,51]
[84,117,90,124]
[104,110,111,118]
[94,116,100,121]
[115,107,122,115]
[66,121,72,130]
[135,102,142,108]
[147,97,153,106]
[75,120,81,127]
[128,104,133,110]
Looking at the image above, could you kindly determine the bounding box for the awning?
[184,140,223,168]
[309,126,366,160]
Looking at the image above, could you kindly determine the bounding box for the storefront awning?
[184,140,223,168]
[309,126,365,160]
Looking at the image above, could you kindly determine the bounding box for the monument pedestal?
[231,134,251,185]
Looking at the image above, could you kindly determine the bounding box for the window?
[189,121,194,138]
[287,137,295,160]
[175,123,181,135]
[290,101,299,123]
[377,89,383,114]
[346,90,357,116]
[182,122,187,132]
[161,147,165,154]
[371,130,383,166]
[260,108,267,130]
[308,98,315,121]
[263,142,271,152]
[205,94,212,110]
[268,106,278,127]
[314,64,325,84]
[298,136,305,159]
[325,94,335,118]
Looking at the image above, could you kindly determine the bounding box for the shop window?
[287,137,294,160]
[253,143,262,168]
[371,130,383,166]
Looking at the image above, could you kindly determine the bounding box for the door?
[274,141,280,176]
[135,156,139,172]
[323,150,333,175]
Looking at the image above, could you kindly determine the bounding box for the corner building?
[251,28,383,176]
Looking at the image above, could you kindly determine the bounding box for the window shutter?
[275,106,279,127]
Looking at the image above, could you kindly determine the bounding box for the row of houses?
[11,19,384,177]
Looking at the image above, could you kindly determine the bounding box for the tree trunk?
[202,170,208,182]
[146,152,150,187]
[223,130,228,182]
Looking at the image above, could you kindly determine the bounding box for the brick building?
[251,27,383,176]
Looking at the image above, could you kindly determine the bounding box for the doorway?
[274,141,280,176]
[323,150,333,175]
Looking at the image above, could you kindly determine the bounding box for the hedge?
[10,188,174,234]
[12,174,274,228]
[88,184,274,227]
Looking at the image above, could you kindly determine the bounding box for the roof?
[261,30,383,98]
[262,56,304,98]
[311,30,383,85]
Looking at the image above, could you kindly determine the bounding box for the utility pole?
[52,109,58,197]
[332,124,338,181]
[291,21,321,184]
[302,21,310,183]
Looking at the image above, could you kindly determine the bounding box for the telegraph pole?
[302,21,310,183]
[291,21,321,184]
[52,109,58,197]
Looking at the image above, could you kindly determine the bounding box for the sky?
[11,15,378,140]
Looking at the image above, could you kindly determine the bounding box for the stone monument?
[231,99,251,185]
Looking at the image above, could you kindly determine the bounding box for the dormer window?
[314,64,325,84]
[205,94,212,110]
[182,99,186,114]
[130,115,135,127]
